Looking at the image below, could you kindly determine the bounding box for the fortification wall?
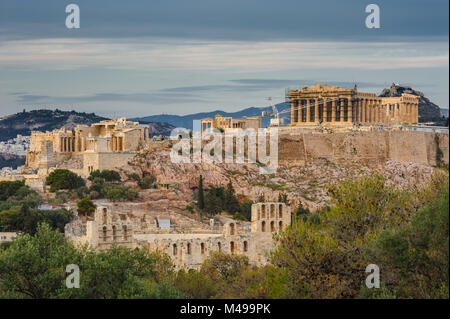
[278,131,448,167]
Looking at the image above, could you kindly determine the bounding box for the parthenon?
[289,84,419,126]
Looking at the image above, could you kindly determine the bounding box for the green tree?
[364,180,449,299]
[0,223,80,298]
[77,198,96,215]
[0,180,26,201]
[224,180,240,214]
[293,202,311,222]
[0,206,73,235]
[204,187,225,215]
[46,169,85,192]
[239,200,253,221]
[271,173,426,298]
[0,209,20,232]
[137,175,156,189]
[198,175,204,210]
[88,170,122,183]
[0,223,183,299]
[103,184,138,202]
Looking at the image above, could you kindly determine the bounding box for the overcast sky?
[0,0,448,118]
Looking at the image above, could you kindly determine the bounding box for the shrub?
[127,173,141,181]
[49,191,70,205]
[46,169,85,192]
[0,180,26,201]
[138,175,156,189]
[186,204,195,214]
[77,198,96,215]
[88,170,121,182]
[103,184,138,202]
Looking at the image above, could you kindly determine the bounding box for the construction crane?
[262,97,284,126]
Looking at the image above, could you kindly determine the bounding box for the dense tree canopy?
[46,169,85,192]
[77,198,96,215]
[88,170,122,183]
[1,169,448,299]
[0,223,183,299]
[270,170,449,299]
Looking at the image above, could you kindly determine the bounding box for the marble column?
[414,104,418,123]
[314,99,319,123]
[290,101,295,125]
[374,102,379,123]
[365,100,369,122]
[347,98,353,123]
[331,99,336,122]
[306,99,311,123]
[323,99,328,122]
[360,99,366,122]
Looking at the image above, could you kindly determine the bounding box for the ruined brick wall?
[66,203,292,269]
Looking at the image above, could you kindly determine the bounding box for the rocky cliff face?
[379,83,445,124]
[118,137,439,213]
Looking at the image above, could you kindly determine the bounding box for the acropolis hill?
[1,83,448,269]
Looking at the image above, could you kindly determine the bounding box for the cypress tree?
[198,175,204,210]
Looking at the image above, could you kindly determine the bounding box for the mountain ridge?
[131,102,291,130]
[0,109,175,142]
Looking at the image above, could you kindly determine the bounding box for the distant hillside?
[134,120,175,137]
[0,109,107,141]
[379,83,446,124]
[132,102,291,130]
[0,109,175,141]
[0,153,25,169]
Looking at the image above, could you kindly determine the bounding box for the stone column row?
[60,136,75,152]
[292,97,370,124]
[111,136,124,152]
[404,102,419,124]
[359,99,385,124]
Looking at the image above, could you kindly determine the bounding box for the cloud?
[12,92,207,105]
[9,78,392,106]
[0,38,447,72]
[161,79,384,94]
